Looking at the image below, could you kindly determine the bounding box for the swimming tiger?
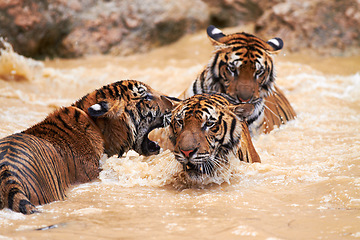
[0,80,177,214]
[169,94,260,186]
[180,25,296,136]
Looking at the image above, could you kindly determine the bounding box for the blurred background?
[1,0,360,59]
[0,1,360,239]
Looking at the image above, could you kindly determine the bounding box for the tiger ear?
[160,96,181,126]
[266,37,284,53]
[88,100,125,118]
[207,25,226,45]
[161,96,181,110]
[88,101,109,117]
[229,103,255,121]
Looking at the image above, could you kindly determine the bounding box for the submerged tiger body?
[0,80,176,214]
[180,25,296,136]
[169,94,260,186]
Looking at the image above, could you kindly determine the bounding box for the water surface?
[0,28,359,239]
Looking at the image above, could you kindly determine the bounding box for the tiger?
[169,94,260,187]
[180,25,296,136]
[0,80,177,214]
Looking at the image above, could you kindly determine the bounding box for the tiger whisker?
[210,156,230,177]
[158,156,177,175]
[263,100,281,121]
[263,98,277,106]
[213,156,231,174]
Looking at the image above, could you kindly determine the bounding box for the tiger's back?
[0,133,68,214]
[0,105,104,214]
[0,80,177,214]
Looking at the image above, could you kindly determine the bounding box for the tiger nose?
[237,86,254,103]
[180,148,197,158]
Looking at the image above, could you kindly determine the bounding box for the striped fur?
[180,25,296,136]
[169,94,260,183]
[0,80,175,214]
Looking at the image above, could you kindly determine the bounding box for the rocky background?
[1,0,359,58]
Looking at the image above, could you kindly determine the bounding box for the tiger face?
[181,25,295,136]
[205,25,283,104]
[76,80,176,156]
[0,80,177,214]
[169,94,260,183]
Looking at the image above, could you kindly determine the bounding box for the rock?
[0,0,209,58]
[255,0,360,56]
[60,0,209,57]
[203,0,281,27]
[0,0,73,58]
[1,0,360,58]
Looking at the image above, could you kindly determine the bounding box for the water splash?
[0,38,43,82]
[100,150,251,189]
[100,150,182,187]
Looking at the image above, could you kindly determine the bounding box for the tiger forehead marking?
[212,32,276,102]
[129,82,148,96]
[176,95,227,121]
[181,25,296,137]
[228,51,267,72]
[169,94,260,187]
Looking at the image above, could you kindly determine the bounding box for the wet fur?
[169,94,260,186]
[0,80,174,214]
[180,26,296,136]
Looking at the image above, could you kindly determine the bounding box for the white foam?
[99,150,182,187]
[0,38,43,81]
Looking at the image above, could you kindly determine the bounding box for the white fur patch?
[255,62,263,70]
[267,38,280,47]
[211,27,223,35]
[90,103,102,111]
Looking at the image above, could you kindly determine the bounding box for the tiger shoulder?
[0,80,177,214]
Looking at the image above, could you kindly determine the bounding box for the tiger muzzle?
[136,95,177,156]
[236,84,255,103]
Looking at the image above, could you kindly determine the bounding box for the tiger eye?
[204,121,215,128]
[228,65,236,73]
[176,119,184,127]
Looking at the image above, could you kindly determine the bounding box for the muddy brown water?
[0,28,359,239]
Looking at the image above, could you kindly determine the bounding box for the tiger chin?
[180,25,296,136]
[168,94,260,189]
[0,80,177,214]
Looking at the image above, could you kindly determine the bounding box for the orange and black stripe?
[180,25,296,136]
[1,80,176,214]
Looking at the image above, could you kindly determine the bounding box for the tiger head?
[169,94,260,183]
[73,80,177,157]
[205,25,283,105]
